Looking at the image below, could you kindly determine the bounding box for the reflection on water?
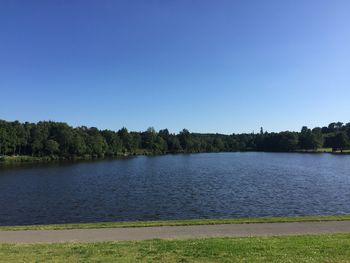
[0,152,350,225]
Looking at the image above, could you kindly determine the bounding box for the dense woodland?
[0,120,349,159]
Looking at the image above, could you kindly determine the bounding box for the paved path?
[1,221,350,244]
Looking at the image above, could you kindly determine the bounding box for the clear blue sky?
[1,1,349,134]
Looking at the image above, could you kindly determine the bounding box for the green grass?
[296,148,350,154]
[0,155,53,163]
[1,234,350,262]
[314,147,333,152]
[2,149,350,164]
[337,149,350,153]
[2,215,350,231]
[0,153,153,164]
[296,148,333,153]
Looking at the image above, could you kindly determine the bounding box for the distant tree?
[178,129,194,152]
[45,139,60,155]
[279,132,298,151]
[346,123,350,139]
[155,136,168,153]
[11,121,28,155]
[299,127,323,149]
[335,122,344,130]
[213,137,224,151]
[118,127,132,153]
[1,119,350,159]
[321,126,329,134]
[158,129,169,138]
[328,132,349,152]
[101,130,122,156]
[227,136,239,151]
[130,132,141,152]
[301,126,309,133]
[168,136,182,152]
[328,123,336,133]
[51,123,74,155]
[312,127,322,134]
[29,123,49,156]
[71,131,87,156]
[88,134,107,157]
[0,123,9,155]
[141,127,157,151]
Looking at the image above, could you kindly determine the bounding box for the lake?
[0,152,350,226]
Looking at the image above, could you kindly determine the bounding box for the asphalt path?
[1,221,350,244]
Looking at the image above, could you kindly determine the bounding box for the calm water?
[0,152,350,226]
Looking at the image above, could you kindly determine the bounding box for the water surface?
[0,152,350,226]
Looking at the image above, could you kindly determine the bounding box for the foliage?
[0,120,349,159]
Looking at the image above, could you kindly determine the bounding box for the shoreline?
[1,149,349,165]
[1,214,350,231]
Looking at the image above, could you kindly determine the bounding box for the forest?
[0,120,349,160]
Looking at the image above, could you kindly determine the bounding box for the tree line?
[0,120,349,159]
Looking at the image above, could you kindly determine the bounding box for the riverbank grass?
[1,234,350,262]
[297,147,332,153]
[0,155,53,163]
[297,148,350,153]
[1,214,350,231]
[1,149,350,164]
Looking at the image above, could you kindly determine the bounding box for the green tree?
[71,131,87,156]
[0,122,9,155]
[168,136,182,152]
[101,130,122,156]
[328,132,349,152]
[179,129,194,152]
[87,128,107,157]
[141,127,157,151]
[29,123,49,156]
[213,137,224,151]
[279,132,298,151]
[118,127,132,153]
[299,127,323,149]
[45,139,60,155]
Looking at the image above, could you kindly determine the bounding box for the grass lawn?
[1,234,350,262]
[0,155,53,163]
[1,214,350,231]
[296,148,333,153]
[296,148,350,154]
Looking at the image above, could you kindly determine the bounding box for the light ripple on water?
[0,152,350,225]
